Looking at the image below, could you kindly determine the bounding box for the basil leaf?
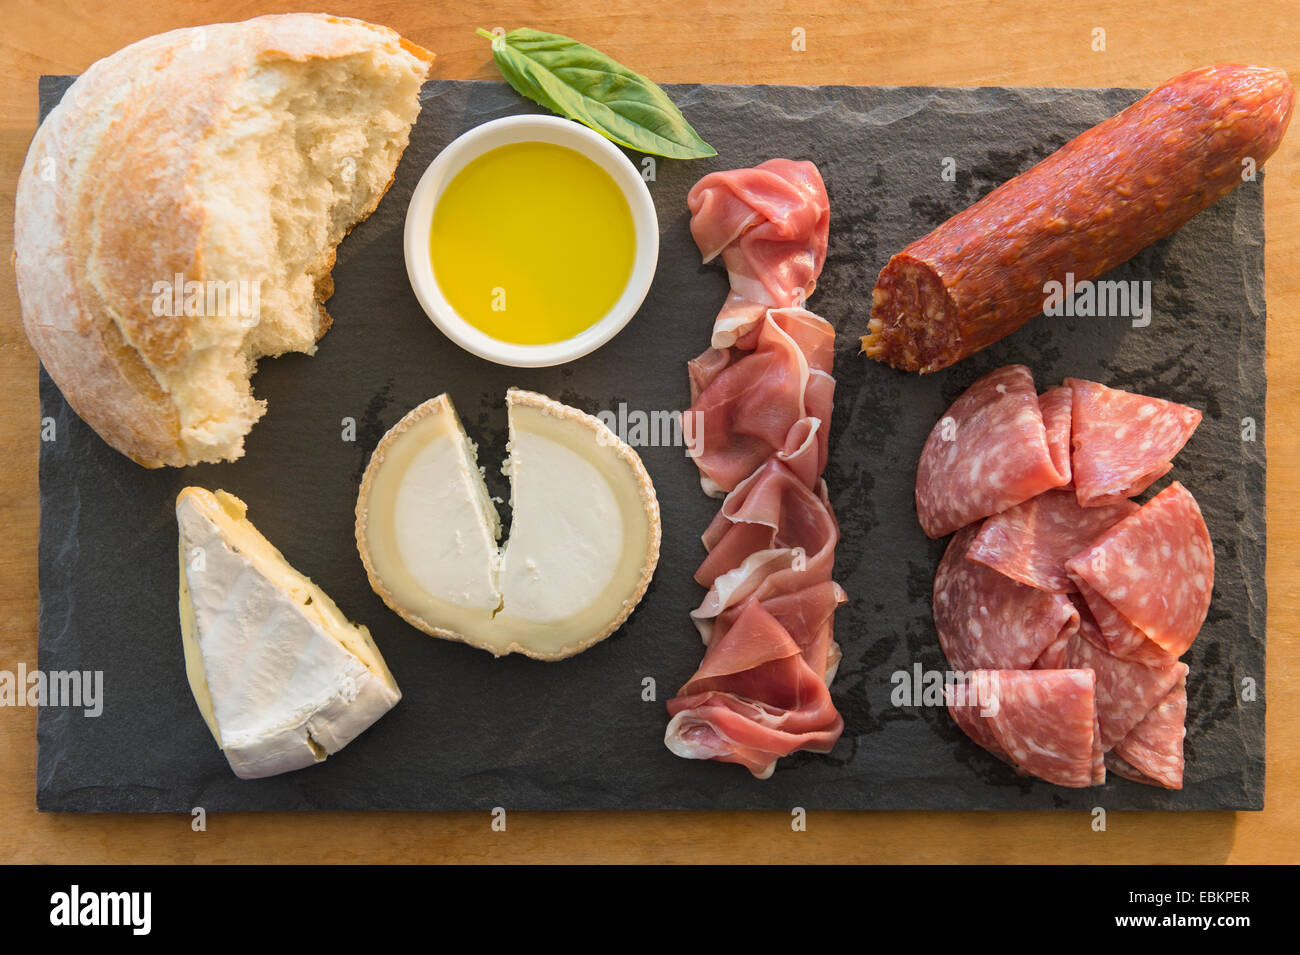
[477,28,717,160]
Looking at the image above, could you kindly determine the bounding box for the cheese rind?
[177,487,400,779]
[355,389,661,660]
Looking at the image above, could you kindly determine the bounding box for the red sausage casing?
[862,64,1294,373]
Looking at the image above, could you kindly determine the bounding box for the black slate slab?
[34,76,1265,811]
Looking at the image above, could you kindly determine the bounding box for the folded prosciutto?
[669,159,844,778]
[684,307,835,496]
[686,159,830,348]
[665,600,843,779]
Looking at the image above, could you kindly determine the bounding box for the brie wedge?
[177,487,400,779]
[355,389,661,660]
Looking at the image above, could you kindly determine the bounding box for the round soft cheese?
[355,389,661,659]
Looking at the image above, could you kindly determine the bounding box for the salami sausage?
[1067,618,1182,750]
[863,64,1294,373]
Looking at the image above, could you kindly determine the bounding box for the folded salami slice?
[1039,386,1074,486]
[1066,482,1214,657]
[946,669,1101,788]
[1071,577,1177,666]
[934,523,1079,671]
[966,490,1138,592]
[1067,619,1182,750]
[915,365,1068,538]
[1107,666,1188,789]
[1067,378,1201,507]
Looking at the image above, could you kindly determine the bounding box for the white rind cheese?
[355,388,661,660]
[177,487,400,779]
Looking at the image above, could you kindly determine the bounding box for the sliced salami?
[1066,617,1182,750]
[1108,666,1188,789]
[934,523,1080,671]
[915,365,1068,539]
[1065,482,1214,657]
[1032,632,1072,670]
[1039,386,1073,486]
[946,669,1101,788]
[966,489,1138,592]
[1067,378,1201,507]
[1071,577,1178,667]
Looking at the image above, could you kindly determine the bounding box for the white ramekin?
[403,115,659,367]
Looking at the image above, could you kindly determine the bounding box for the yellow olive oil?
[430,141,636,345]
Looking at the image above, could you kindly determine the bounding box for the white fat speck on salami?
[1065,482,1214,657]
[933,522,1080,671]
[1066,616,1182,751]
[1066,378,1201,507]
[1038,386,1074,486]
[1107,665,1188,790]
[966,489,1138,592]
[915,365,1068,538]
[946,669,1102,788]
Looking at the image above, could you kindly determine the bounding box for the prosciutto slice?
[686,159,830,348]
[933,523,1080,671]
[915,364,1068,539]
[1066,378,1201,507]
[1065,482,1214,658]
[665,600,843,779]
[684,308,835,496]
[946,669,1102,788]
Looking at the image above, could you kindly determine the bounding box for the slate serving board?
[34,76,1265,811]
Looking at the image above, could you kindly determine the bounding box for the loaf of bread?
[14,14,434,467]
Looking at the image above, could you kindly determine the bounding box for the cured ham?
[915,364,1068,539]
[668,160,843,777]
[686,159,830,348]
[684,307,835,496]
[918,365,1213,790]
[665,601,843,779]
[1066,378,1201,507]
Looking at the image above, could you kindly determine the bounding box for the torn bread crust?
[355,389,662,661]
[14,14,433,467]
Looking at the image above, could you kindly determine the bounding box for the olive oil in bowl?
[429,141,637,346]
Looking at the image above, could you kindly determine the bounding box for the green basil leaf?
[477,27,717,160]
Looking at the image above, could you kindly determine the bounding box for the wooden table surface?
[1,0,1296,864]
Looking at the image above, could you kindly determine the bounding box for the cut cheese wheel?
[176,487,400,779]
[355,388,661,660]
